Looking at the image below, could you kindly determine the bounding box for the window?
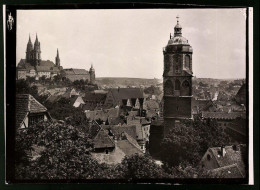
[207,154,211,161]
[105,149,109,154]
[29,114,44,126]
[185,55,190,69]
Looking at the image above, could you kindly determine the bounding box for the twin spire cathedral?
[17,33,95,84]
[26,34,60,67]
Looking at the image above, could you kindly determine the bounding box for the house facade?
[16,94,52,129]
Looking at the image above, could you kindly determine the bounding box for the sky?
[17,9,246,79]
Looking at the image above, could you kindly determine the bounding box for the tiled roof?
[116,133,143,156]
[63,68,89,75]
[93,128,115,149]
[89,120,102,139]
[236,84,246,97]
[16,94,47,128]
[45,95,62,103]
[38,60,56,67]
[84,93,107,103]
[102,125,137,140]
[109,88,144,102]
[210,164,244,178]
[201,112,245,120]
[36,66,52,72]
[208,144,246,176]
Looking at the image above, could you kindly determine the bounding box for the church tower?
[89,64,95,84]
[33,34,41,65]
[26,34,33,63]
[55,48,60,67]
[163,16,193,135]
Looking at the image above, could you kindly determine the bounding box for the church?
[149,16,193,154]
[17,34,63,80]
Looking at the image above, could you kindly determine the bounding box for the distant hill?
[96,77,162,87]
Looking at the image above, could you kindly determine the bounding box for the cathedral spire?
[56,48,60,66]
[29,34,32,43]
[57,48,59,58]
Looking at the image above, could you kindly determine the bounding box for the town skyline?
[17,9,246,79]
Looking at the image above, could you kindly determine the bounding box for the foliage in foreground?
[15,121,171,180]
[159,118,231,167]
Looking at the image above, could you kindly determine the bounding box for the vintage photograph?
[11,8,249,182]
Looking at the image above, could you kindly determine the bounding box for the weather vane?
[176,15,180,23]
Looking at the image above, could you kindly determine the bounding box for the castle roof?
[63,68,89,75]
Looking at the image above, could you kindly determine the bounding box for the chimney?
[221,145,226,157]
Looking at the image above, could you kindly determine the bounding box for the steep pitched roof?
[102,125,137,140]
[208,144,246,176]
[209,164,244,178]
[16,94,48,128]
[116,133,143,156]
[201,112,245,120]
[38,60,56,67]
[93,129,115,149]
[109,88,144,102]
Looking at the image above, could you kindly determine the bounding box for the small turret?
[89,64,95,84]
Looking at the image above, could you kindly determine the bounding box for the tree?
[159,119,231,167]
[120,154,171,180]
[16,79,38,98]
[15,121,112,179]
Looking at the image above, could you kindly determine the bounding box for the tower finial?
[29,33,31,42]
[176,15,180,23]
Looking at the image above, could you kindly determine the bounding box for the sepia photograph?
[3,5,254,184]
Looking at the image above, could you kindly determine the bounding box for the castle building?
[61,65,95,84]
[17,34,63,80]
[163,16,193,134]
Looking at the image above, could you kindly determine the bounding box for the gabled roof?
[116,132,143,156]
[93,128,115,149]
[236,83,246,97]
[109,88,144,102]
[201,112,245,120]
[210,164,244,178]
[16,94,48,128]
[89,120,102,139]
[208,144,246,176]
[102,125,137,140]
